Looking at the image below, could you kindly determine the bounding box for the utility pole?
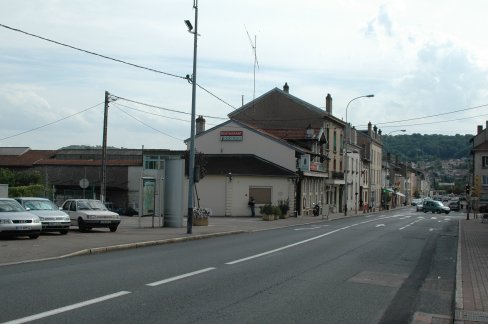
[186,0,198,234]
[101,90,109,203]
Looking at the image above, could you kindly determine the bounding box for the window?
[483,156,488,168]
[249,187,272,204]
[144,155,165,170]
[483,175,488,186]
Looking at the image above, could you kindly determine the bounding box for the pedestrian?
[248,196,256,217]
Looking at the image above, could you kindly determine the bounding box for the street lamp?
[386,129,406,136]
[186,0,198,234]
[343,94,374,216]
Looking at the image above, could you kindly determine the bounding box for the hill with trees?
[382,133,473,162]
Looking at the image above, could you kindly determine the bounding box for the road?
[0,208,460,323]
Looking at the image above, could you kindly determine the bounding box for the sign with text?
[220,130,243,141]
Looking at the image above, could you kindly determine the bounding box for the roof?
[202,154,297,177]
[228,87,345,129]
[0,149,57,167]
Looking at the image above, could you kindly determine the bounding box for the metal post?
[343,94,374,216]
[186,0,198,234]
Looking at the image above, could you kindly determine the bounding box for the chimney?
[373,125,378,134]
[283,82,289,93]
[196,115,206,134]
[478,125,483,134]
[326,93,332,114]
[368,122,372,136]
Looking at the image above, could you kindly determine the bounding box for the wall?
[195,121,296,171]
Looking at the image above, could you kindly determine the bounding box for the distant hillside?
[382,133,473,162]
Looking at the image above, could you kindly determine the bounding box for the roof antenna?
[245,25,259,106]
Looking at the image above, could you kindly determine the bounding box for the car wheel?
[446,211,450,214]
[29,233,39,239]
[109,226,118,232]
[78,219,87,232]
[423,209,427,213]
[60,229,69,235]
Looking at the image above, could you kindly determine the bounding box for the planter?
[193,217,209,226]
[262,214,275,221]
[279,213,289,219]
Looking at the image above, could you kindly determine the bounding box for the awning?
[395,192,406,197]
[383,188,394,193]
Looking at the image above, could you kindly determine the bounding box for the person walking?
[248,196,256,217]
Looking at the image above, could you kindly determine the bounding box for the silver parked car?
[15,197,71,235]
[0,198,42,239]
[61,199,120,232]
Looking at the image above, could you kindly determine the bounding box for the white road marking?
[3,291,131,324]
[429,228,435,232]
[226,215,400,265]
[376,224,385,227]
[146,267,216,287]
[399,219,423,230]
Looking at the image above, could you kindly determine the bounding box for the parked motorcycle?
[313,203,320,216]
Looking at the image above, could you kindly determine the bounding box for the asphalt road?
[0,208,460,323]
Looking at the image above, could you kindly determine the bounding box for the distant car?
[61,199,120,232]
[0,198,42,239]
[423,200,450,214]
[448,201,460,212]
[15,197,71,235]
[416,201,424,212]
[411,198,422,206]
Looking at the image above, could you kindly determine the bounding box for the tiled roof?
[0,149,57,167]
[36,159,141,166]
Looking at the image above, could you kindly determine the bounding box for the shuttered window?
[249,187,272,204]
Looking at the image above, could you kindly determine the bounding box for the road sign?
[79,178,89,189]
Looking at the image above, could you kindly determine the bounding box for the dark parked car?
[423,200,450,214]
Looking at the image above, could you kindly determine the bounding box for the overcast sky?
[1,0,487,150]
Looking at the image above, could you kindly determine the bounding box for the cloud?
[365,5,393,38]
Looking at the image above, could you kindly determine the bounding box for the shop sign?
[220,130,243,141]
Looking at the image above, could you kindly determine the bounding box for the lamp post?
[386,129,406,136]
[186,0,198,234]
[343,94,374,216]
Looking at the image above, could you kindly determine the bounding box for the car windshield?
[77,200,108,211]
[434,201,443,206]
[0,200,25,212]
[24,200,58,211]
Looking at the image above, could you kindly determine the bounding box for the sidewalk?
[456,216,488,323]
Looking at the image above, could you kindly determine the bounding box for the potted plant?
[260,204,275,221]
[192,207,211,226]
[278,199,290,219]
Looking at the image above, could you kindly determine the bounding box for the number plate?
[100,220,111,224]
[49,222,61,226]
[16,226,31,230]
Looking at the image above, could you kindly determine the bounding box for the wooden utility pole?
[101,91,109,203]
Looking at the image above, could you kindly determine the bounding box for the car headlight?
[33,218,41,224]
[63,217,70,221]
[0,219,12,224]
[39,217,46,221]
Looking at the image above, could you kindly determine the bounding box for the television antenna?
[245,25,259,103]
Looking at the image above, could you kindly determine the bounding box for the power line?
[0,23,187,80]
[0,102,104,142]
[0,23,238,111]
[367,103,488,127]
[114,105,184,141]
[376,112,488,129]
[112,94,227,120]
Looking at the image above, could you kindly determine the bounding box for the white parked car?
[15,197,71,235]
[61,199,120,232]
[0,198,42,239]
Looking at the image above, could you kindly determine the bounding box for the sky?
[1,0,488,150]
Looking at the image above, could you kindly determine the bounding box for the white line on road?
[3,291,131,324]
[376,224,385,227]
[146,267,216,287]
[226,215,400,265]
[399,219,423,230]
